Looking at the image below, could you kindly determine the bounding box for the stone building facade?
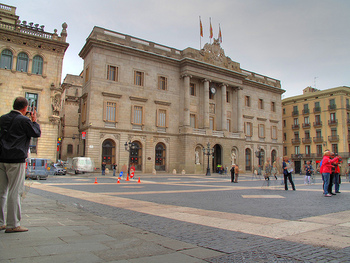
[59,74,83,161]
[77,26,284,174]
[0,3,69,161]
[282,86,350,174]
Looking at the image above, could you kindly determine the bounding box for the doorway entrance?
[212,144,222,173]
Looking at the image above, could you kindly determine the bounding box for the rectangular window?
[304,116,310,124]
[226,91,230,103]
[158,76,167,90]
[190,114,196,128]
[303,104,309,113]
[209,117,215,130]
[190,83,196,96]
[85,67,89,83]
[316,129,322,138]
[283,132,287,141]
[81,97,87,124]
[316,145,323,155]
[295,146,300,154]
[294,118,299,125]
[305,130,310,138]
[132,105,143,125]
[25,92,38,112]
[330,112,336,121]
[315,115,321,123]
[284,147,287,156]
[294,132,299,139]
[258,99,264,109]
[245,122,253,137]
[332,144,338,154]
[157,109,167,127]
[227,119,231,132]
[271,102,276,112]
[271,126,277,139]
[305,145,310,155]
[134,71,144,86]
[245,96,250,107]
[104,101,117,122]
[107,65,118,81]
[190,114,197,128]
[258,124,265,138]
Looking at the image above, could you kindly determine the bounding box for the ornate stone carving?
[199,38,240,71]
[49,116,60,125]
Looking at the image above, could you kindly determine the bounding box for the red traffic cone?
[126,175,129,181]
[138,177,141,183]
[117,178,120,184]
[94,177,98,184]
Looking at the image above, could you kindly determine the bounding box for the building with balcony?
[0,3,69,161]
[282,86,350,173]
[76,26,284,174]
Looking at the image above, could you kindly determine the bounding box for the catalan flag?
[210,18,213,39]
[218,24,222,43]
[200,16,203,37]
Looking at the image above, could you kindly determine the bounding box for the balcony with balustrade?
[328,135,339,142]
[302,137,312,144]
[328,119,338,126]
[302,123,311,129]
[292,124,300,130]
[313,121,322,128]
[291,138,301,145]
[313,136,323,143]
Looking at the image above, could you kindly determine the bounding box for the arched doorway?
[102,139,115,168]
[212,144,222,173]
[130,141,142,171]
[271,150,277,164]
[155,143,166,171]
[245,148,252,171]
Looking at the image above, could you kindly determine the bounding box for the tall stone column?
[183,75,191,127]
[203,79,210,129]
[221,84,227,131]
[237,87,243,133]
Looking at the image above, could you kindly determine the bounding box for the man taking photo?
[0,97,41,233]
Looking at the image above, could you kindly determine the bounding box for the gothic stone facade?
[78,26,284,174]
[0,3,69,161]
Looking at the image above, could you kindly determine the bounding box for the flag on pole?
[218,24,222,43]
[209,18,213,39]
[199,16,203,37]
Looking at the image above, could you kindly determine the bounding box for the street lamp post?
[255,147,262,173]
[203,142,214,176]
[124,141,138,177]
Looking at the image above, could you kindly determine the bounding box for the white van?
[71,157,94,174]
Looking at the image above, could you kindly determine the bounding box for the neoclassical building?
[77,26,284,174]
[0,3,69,161]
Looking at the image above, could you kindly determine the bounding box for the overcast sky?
[9,0,350,98]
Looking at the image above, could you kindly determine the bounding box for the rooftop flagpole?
[199,16,203,49]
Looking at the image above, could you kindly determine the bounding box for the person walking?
[282,156,296,191]
[230,164,235,183]
[304,161,313,184]
[0,97,41,233]
[234,164,239,183]
[320,151,341,197]
[112,163,117,176]
[101,162,106,175]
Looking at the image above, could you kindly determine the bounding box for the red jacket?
[320,156,340,174]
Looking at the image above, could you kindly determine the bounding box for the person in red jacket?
[332,154,342,194]
[320,151,341,197]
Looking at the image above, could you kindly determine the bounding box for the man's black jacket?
[0,110,41,163]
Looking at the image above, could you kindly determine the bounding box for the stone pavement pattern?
[1,174,350,262]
